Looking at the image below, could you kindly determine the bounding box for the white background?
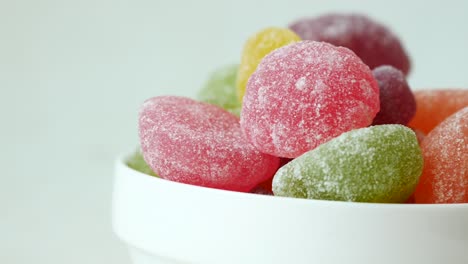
[1,0,467,263]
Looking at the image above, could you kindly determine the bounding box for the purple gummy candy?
[372,65,416,125]
[290,13,411,75]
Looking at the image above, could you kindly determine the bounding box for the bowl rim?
[118,153,468,209]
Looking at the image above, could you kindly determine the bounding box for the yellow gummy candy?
[236,27,301,102]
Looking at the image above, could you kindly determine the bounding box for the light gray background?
[1,0,467,263]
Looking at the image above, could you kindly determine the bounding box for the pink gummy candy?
[139,96,280,192]
[241,41,380,158]
[290,14,411,75]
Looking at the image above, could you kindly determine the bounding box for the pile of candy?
[130,13,468,204]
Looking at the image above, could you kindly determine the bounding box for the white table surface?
[1,0,467,263]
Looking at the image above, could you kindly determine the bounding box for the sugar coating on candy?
[408,89,468,134]
[372,65,416,125]
[139,96,280,192]
[241,41,380,158]
[289,13,411,75]
[272,125,423,203]
[197,64,241,116]
[126,149,158,177]
[414,107,468,203]
[236,27,301,101]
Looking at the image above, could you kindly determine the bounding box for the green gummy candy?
[197,64,242,116]
[272,125,423,203]
[126,149,158,177]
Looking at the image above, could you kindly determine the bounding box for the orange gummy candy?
[408,89,468,134]
[413,107,468,204]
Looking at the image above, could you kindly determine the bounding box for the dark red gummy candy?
[290,13,411,75]
[372,65,416,125]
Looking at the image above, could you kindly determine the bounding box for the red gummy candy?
[250,157,292,195]
[413,107,468,203]
[241,41,380,158]
[408,89,468,134]
[250,178,274,195]
[371,65,416,125]
[405,195,415,204]
[290,13,411,75]
[139,96,280,192]
[279,157,293,167]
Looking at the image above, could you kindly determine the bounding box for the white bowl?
[112,154,468,264]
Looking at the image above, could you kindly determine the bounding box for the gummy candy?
[279,157,293,167]
[250,158,291,195]
[408,89,468,134]
[126,149,157,176]
[197,64,241,116]
[133,14,466,205]
[413,107,468,203]
[139,96,280,192]
[406,195,415,204]
[236,27,301,101]
[241,41,380,158]
[272,125,423,203]
[412,128,426,145]
[290,13,411,75]
[371,65,416,125]
[250,178,274,195]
